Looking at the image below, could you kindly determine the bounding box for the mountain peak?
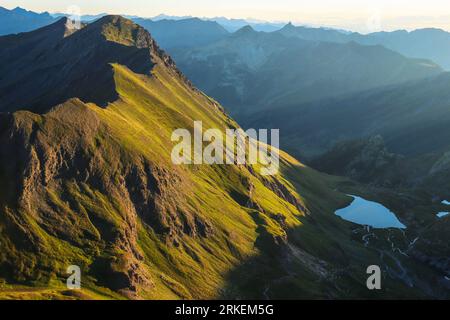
[0,14,184,113]
[51,16,83,35]
[279,22,300,35]
[22,17,80,39]
[233,25,256,36]
[86,15,156,49]
[12,7,27,13]
[281,22,296,30]
[96,14,129,24]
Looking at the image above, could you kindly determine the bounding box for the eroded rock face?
[0,99,212,294]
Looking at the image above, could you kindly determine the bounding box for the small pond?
[335,195,406,229]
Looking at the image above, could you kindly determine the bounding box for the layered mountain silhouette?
[172,25,442,116]
[278,23,450,70]
[3,6,450,70]
[132,17,229,49]
[277,22,351,43]
[202,17,285,32]
[0,6,56,35]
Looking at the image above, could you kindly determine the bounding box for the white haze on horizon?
[2,0,450,33]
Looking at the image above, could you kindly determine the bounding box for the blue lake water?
[438,200,450,218]
[335,196,406,229]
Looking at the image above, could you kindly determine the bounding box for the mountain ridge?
[132,17,229,49]
[0,15,187,114]
[277,23,450,69]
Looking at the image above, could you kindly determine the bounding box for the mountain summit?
[233,25,256,36]
[0,16,181,113]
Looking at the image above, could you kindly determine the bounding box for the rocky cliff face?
[0,101,167,296]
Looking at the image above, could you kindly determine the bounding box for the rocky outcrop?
[312,135,408,187]
[0,99,213,295]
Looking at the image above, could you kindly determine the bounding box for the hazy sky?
[2,0,450,32]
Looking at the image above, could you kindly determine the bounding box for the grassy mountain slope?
[0,17,446,300]
[0,64,301,299]
[0,16,302,299]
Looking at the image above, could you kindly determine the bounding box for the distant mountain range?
[132,17,229,49]
[51,12,285,32]
[4,6,450,70]
[148,14,286,32]
[278,23,450,70]
[172,25,442,116]
[0,6,56,35]
[204,16,286,32]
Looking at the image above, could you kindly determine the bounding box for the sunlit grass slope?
[0,45,311,299]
